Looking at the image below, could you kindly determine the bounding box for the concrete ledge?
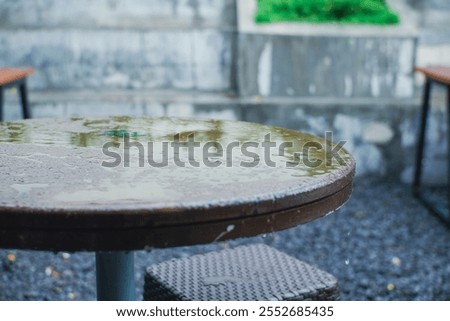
[18,89,420,107]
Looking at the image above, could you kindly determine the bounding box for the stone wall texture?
[0,0,237,91]
[238,34,416,99]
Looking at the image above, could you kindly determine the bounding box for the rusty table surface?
[0,117,355,252]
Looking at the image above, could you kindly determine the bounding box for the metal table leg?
[96,251,136,301]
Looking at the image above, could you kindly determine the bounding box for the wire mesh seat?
[144,244,339,301]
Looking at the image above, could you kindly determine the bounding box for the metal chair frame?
[0,73,32,121]
[413,77,450,227]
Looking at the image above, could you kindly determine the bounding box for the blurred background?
[0,0,449,300]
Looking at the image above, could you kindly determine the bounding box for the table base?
[96,251,136,301]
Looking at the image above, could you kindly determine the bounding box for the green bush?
[255,0,399,25]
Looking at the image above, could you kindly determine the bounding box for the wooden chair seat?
[415,66,450,86]
[0,68,34,86]
[0,67,34,121]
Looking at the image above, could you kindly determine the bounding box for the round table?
[0,116,355,300]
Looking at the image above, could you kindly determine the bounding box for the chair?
[0,67,34,121]
[143,244,339,301]
[413,66,450,226]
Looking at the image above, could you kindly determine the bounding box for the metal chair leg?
[447,85,450,220]
[19,81,31,119]
[413,79,432,196]
[0,86,3,122]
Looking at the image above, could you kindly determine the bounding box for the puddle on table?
[0,117,352,175]
[0,117,354,208]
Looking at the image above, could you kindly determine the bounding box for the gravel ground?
[1,177,449,301]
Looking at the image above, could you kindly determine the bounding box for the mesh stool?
[414,66,450,226]
[144,244,339,301]
[0,67,34,121]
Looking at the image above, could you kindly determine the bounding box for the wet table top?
[0,117,355,251]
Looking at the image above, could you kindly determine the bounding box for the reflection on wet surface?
[0,117,354,210]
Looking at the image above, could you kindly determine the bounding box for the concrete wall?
[238,34,416,98]
[0,0,236,29]
[408,0,450,67]
[0,29,234,91]
[0,0,237,92]
[237,0,418,99]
